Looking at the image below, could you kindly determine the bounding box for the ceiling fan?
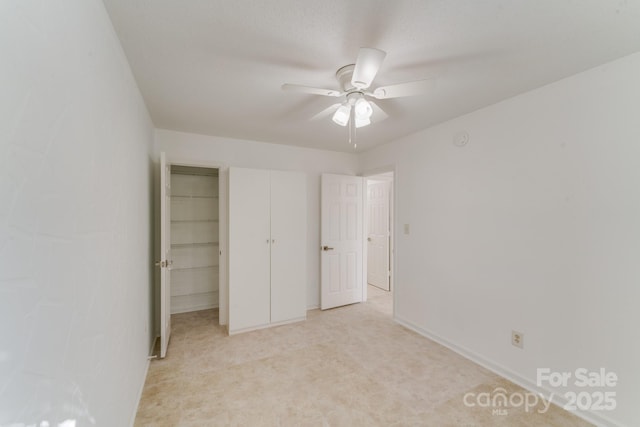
[282,47,433,131]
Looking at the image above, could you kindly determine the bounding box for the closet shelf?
[171,242,219,248]
[171,195,218,199]
[171,265,218,272]
[171,219,219,223]
[171,265,219,272]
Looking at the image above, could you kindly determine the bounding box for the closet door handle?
[322,246,334,251]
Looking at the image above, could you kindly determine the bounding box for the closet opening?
[169,165,220,317]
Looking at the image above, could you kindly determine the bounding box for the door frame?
[362,166,396,317]
[157,155,230,329]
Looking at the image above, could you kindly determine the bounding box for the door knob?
[322,246,334,251]
[367,237,372,242]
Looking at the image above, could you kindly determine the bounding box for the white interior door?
[367,180,390,291]
[228,167,271,333]
[321,174,363,310]
[159,152,171,358]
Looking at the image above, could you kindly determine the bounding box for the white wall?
[360,53,640,427]
[155,129,359,309]
[0,1,154,426]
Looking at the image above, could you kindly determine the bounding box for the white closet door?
[270,171,307,323]
[229,168,271,332]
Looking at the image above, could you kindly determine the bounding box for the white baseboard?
[171,303,218,315]
[394,315,623,427]
[228,316,306,335]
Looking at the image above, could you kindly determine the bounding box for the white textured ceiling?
[103,0,640,152]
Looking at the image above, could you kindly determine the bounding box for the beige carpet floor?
[135,286,592,426]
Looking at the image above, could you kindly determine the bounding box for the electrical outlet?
[512,331,524,349]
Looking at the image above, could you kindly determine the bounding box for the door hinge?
[155,260,167,268]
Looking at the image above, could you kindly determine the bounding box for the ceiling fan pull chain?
[352,116,357,150]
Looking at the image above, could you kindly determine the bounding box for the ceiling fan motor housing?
[336,64,357,92]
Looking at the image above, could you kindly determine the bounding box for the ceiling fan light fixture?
[332,104,351,126]
[354,97,373,120]
[355,117,371,128]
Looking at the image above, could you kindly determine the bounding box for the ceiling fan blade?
[281,84,342,97]
[370,79,435,99]
[351,47,386,89]
[369,100,388,123]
